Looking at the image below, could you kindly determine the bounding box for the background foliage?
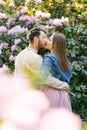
[0,0,87,120]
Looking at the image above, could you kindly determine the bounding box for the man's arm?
[44,74,69,92]
[23,64,69,92]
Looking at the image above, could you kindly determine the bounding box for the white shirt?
[15,47,42,78]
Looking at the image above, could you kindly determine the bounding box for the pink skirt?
[42,86,72,111]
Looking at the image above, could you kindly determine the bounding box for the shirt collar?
[27,46,37,53]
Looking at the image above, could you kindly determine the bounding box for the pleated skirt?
[42,86,72,111]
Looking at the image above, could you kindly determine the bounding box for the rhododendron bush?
[0,0,69,72]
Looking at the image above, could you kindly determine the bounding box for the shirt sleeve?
[45,74,69,90]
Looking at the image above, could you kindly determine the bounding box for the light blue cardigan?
[40,52,72,83]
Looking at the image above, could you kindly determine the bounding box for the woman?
[40,33,72,111]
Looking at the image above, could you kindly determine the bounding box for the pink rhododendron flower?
[0,12,7,19]
[61,17,69,23]
[20,7,28,14]
[16,11,20,17]
[35,0,42,3]
[19,16,37,25]
[3,43,8,48]
[9,55,15,61]
[0,26,7,34]
[39,25,50,31]
[35,11,51,19]
[7,18,15,26]
[19,16,30,22]
[8,25,28,35]
[14,39,21,45]
[41,12,51,19]
[49,19,54,25]
[1,64,8,72]
[49,19,62,26]
[0,49,2,54]
[0,43,3,50]
[0,0,5,5]
[0,42,8,50]
[11,45,17,51]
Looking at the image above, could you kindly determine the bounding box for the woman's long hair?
[52,33,68,72]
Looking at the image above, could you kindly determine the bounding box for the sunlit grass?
[83,122,87,130]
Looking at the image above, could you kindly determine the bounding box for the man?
[14,28,69,91]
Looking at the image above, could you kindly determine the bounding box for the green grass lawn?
[83,122,87,130]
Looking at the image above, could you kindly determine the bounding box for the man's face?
[46,34,53,51]
[37,31,48,49]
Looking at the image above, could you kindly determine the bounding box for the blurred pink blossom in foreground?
[39,108,82,130]
[0,73,82,130]
[0,74,29,114]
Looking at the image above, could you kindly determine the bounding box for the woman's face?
[46,34,53,51]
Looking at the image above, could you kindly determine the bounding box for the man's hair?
[29,28,46,43]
